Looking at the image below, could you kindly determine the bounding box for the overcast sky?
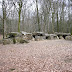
[0,0,37,10]
[0,0,70,17]
[0,0,69,9]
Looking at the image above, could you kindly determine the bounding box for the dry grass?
[0,40,72,72]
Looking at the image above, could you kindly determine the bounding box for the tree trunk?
[18,0,22,32]
[18,10,21,32]
[36,0,40,32]
[44,16,46,32]
[52,12,54,33]
[2,0,6,39]
[57,11,59,32]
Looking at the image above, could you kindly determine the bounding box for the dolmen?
[55,32,71,39]
[1,31,72,45]
[3,32,29,45]
[32,32,59,41]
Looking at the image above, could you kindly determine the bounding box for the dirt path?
[0,40,72,72]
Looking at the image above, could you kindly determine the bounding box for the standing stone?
[59,36,64,39]
[65,36,72,40]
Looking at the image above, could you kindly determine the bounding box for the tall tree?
[18,0,22,32]
[13,0,23,32]
[36,0,40,32]
[56,0,59,32]
[2,0,6,39]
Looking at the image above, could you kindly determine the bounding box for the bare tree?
[2,0,6,39]
[36,0,40,32]
[13,0,22,32]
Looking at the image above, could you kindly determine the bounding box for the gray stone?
[45,34,51,40]
[3,38,13,45]
[20,39,29,43]
[22,33,33,40]
[15,37,22,43]
[55,32,71,36]
[15,36,29,43]
[32,32,45,37]
[45,34,59,40]
[35,36,45,41]
[50,34,59,40]
[7,32,22,38]
[32,37,35,41]
[65,36,72,40]
[55,32,71,39]
[20,31,27,35]
[21,31,33,40]
[25,33,33,40]
[59,36,64,39]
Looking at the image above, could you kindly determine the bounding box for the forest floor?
[0,39,72,72]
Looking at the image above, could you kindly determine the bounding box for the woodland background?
[0,0,72,36]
